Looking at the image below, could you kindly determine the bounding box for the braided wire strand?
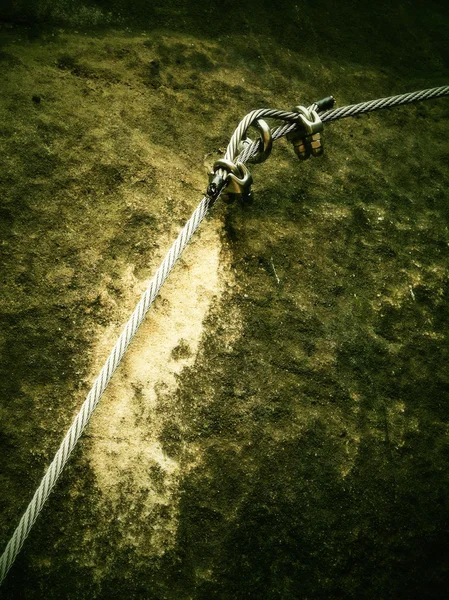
[320,85,449,123]
[0,195,213,584]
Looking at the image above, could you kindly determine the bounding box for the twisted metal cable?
[226,86,449,166]
[224,108,297,161]
[216,108,298,180]
[0,194,214,585]
[320,85,449,123]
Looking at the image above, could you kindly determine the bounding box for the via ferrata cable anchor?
[206,118,273,205]
[287,105,324,160]
[208,158,253,205]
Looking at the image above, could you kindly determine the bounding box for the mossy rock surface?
[1,2,449,598]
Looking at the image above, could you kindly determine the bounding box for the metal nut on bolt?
[310,132,323,157]
[287,105,324,160]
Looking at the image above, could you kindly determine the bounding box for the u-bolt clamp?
[208,158,253,204]
[238,119,273,164]
[287,105,324,160]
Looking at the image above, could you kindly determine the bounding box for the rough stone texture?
[1,1,449,598]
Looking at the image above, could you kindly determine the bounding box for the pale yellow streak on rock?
[87,219,234,555]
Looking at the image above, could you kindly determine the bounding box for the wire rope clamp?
[208,158,253,204]
[238,119,273,164]
[287,105,324,160]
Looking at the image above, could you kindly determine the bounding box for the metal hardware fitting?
[209,158,253,204]
[287,105,324,160]
[238,118,273,164]
[314,96,336,112]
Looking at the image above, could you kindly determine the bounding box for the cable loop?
[238,118,273,164]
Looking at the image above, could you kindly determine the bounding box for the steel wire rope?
[230,86,449,164]
[0,194,215,584]
[1,84,448,585]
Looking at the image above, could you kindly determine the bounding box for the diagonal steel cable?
[0,194,214,584]
[1,84,448,585]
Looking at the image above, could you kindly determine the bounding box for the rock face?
[1,2,449,598]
